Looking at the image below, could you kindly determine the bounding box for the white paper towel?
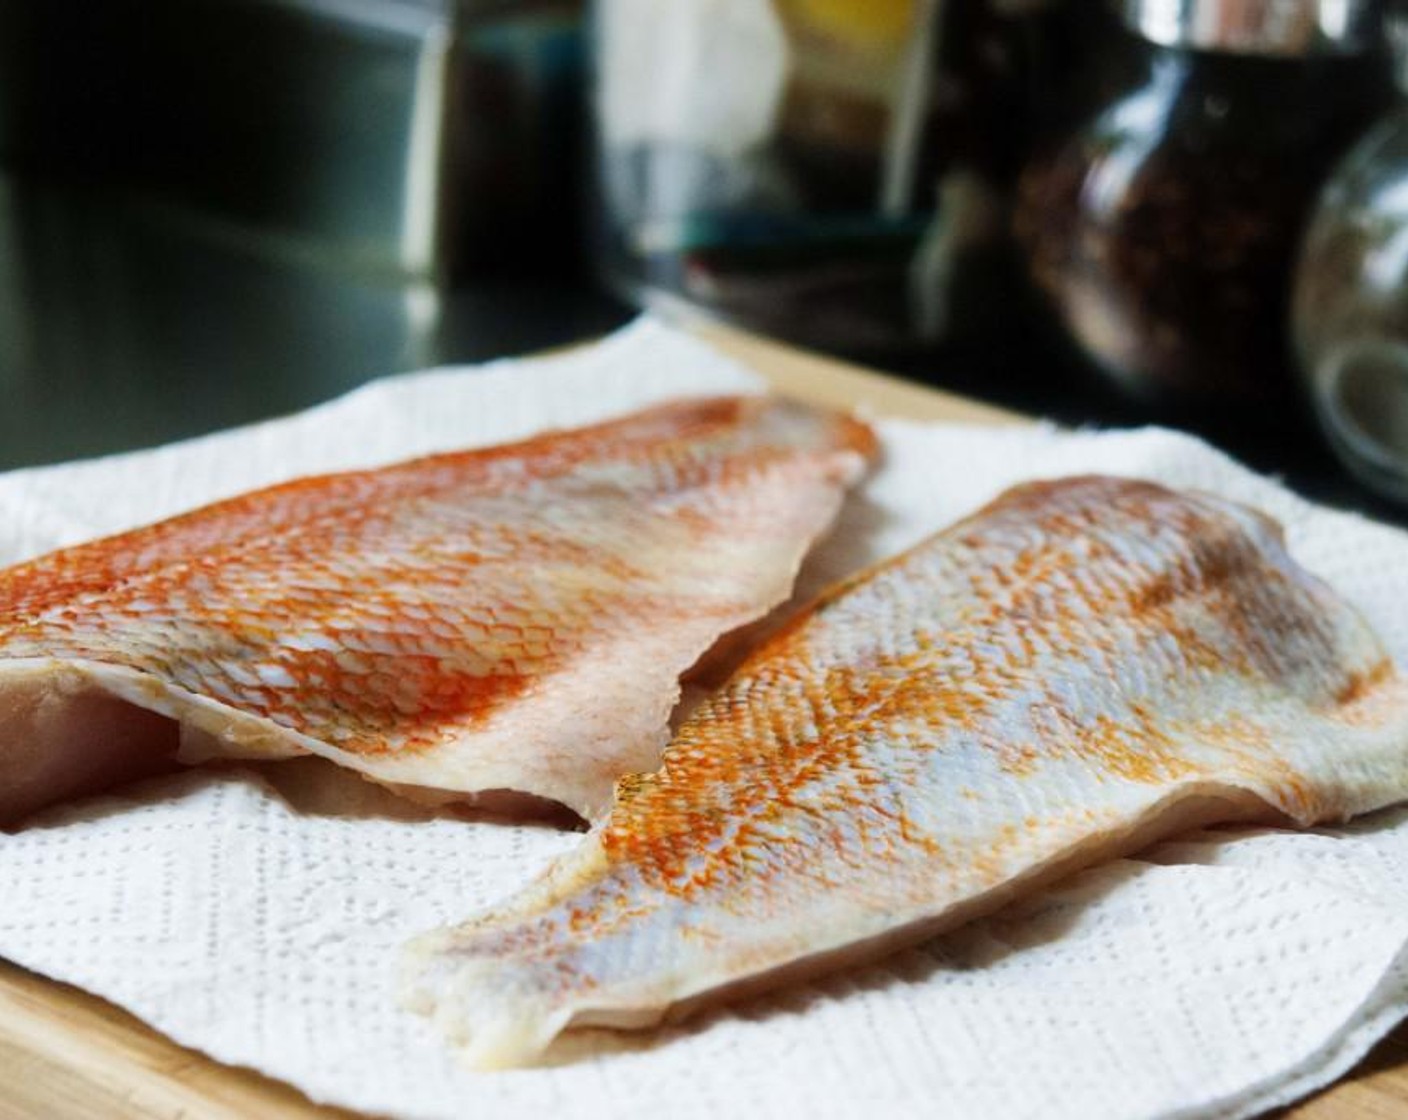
[4,319,1408,1119]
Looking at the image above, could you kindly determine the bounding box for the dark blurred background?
[2,0,1406,523]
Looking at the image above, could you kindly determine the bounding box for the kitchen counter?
[0,172,629,471]
[1,169,1402,530]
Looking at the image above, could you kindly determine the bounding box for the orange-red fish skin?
[0,396,876,824]
[403,476,1408,1069]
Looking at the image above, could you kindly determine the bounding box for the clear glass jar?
[1294,73,1408,501]
[1016,0,1393,407]
[590,0,1040,357]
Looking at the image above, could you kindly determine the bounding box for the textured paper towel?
[4,319,1408,1120]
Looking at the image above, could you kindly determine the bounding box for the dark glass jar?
[1016,0,1394,407]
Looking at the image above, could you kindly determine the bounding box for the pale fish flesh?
[404,476,1408,1068]
[0,396,876,825]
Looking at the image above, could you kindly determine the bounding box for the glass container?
[1016,0,1393,406]
[1294,8,1408,501]
[591,0,1041,356]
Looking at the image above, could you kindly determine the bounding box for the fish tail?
[401,933,571,1070]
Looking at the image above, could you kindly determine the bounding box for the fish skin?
[0,396,876,825]
[403,476,1408,1069]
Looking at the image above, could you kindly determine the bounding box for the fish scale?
[403,476,1408,1069]
[0,396,875,825]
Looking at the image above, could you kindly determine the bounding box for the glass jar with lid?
[1016,0,1394,406]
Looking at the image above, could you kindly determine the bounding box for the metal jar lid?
[1118,0,1382,55]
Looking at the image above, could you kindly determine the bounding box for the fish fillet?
[0,396,876,826]
[404,476,1408,1069]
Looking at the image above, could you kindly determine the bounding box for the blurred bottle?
[1016,0,1394,407]
[591,0,1044,357]
[1294,4,1408,502]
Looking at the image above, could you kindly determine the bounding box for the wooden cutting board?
[1,325,1405,1119]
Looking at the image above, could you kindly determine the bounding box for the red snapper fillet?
[0,396,876,825]
[404,476,1408,1068]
